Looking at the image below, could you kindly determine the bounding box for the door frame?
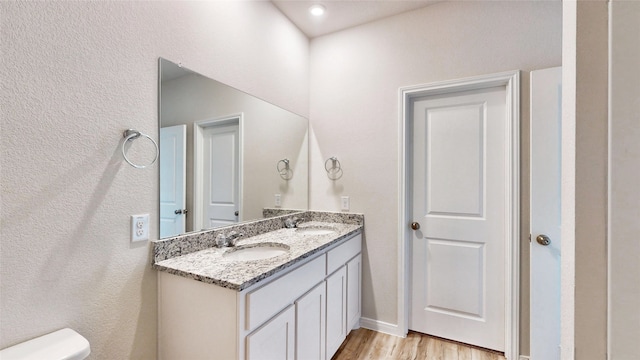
[193,113,244,231]
[398,71,520,359]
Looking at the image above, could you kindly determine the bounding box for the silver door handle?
[536,234,551,246]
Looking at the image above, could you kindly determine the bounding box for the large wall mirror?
[159,58,308,239]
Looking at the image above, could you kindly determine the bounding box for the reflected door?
[410,86,507,352]
[202,121,240,228]
[160,125,186,238]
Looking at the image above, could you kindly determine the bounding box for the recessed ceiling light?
[309,4,326,17]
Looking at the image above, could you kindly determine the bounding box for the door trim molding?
[398,71,520,359]
[193,113,244,231]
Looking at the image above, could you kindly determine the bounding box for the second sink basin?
[223,243,290,261]
[296,225,337,236]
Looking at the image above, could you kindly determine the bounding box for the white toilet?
[0,328,90,360]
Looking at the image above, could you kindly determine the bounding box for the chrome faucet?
[284,217,304,229]
[215,231,244,247]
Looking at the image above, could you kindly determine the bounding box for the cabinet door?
[296,283,326,360]
[246,305,295,360]
[325,267,347,359]
[346,254,362,331]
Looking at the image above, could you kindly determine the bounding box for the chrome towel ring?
[325,156,343,180]
[277,158,293,180]
[121,129,159,169]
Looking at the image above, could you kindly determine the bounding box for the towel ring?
[325,156,343,180]
[277,158,293,180]
[121,129,159,169]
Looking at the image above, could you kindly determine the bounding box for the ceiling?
[272,0,439,38]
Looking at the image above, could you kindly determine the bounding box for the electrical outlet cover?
[131,214,149,242]
[341,196,350,211]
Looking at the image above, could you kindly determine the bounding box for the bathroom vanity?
[153,213,363,360]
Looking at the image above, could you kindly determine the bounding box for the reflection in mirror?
[159,58,308,239]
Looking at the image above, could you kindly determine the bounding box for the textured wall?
[609,0,640,357]
[0,1,308,358]
[309,1,562,354]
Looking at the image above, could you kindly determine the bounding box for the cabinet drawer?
[327,234,362,275]
[246,254,325,331]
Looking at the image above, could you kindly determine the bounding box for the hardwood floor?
[332,328,505,360]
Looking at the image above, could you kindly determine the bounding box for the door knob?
[536,234,551,246]
[234,211,239,216]
[175,209,188,215]
[410,222,420,230]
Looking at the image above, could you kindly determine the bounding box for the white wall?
[609,0,640,358]
[309,0,561,352]
[0,1,308,358]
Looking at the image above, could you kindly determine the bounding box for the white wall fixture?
[309,4,325,17]
[131,214,150,242]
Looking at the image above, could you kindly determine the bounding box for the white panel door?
[247,305,295,360]
[159,125,186,238]
[530,66,562,360]
[410,86,507,351]
[295,282,326,360]
[203,123,239,229]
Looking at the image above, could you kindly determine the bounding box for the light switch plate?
[131,214,149,242]
[341,196,350,211]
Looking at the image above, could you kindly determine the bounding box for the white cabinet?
[346,254,362,331]
[158,232,362,360]
[247,305,296,360]
[295,283,326,360]
[326,266,347,358]
[247,255,325,332]
[325,235,362,359]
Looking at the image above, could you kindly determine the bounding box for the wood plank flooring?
[332,328,505,360]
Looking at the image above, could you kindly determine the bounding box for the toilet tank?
[0,328,90,360]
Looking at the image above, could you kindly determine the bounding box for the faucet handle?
[284,216,304,228]
[227,231,244,246]
[284,217,296,228]
[215,233,228,247]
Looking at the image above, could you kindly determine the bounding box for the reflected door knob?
[410,222,420,230]
[536,234,551,246]
[175,209,188,215]
[235,211,239,216]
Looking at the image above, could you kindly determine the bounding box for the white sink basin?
[296,226,337,236]
[223,243,289,261]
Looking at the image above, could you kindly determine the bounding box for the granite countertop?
[153,221,362,291]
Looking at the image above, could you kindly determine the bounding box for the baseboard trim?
[519,356,530,360]
[359,317,406,338]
